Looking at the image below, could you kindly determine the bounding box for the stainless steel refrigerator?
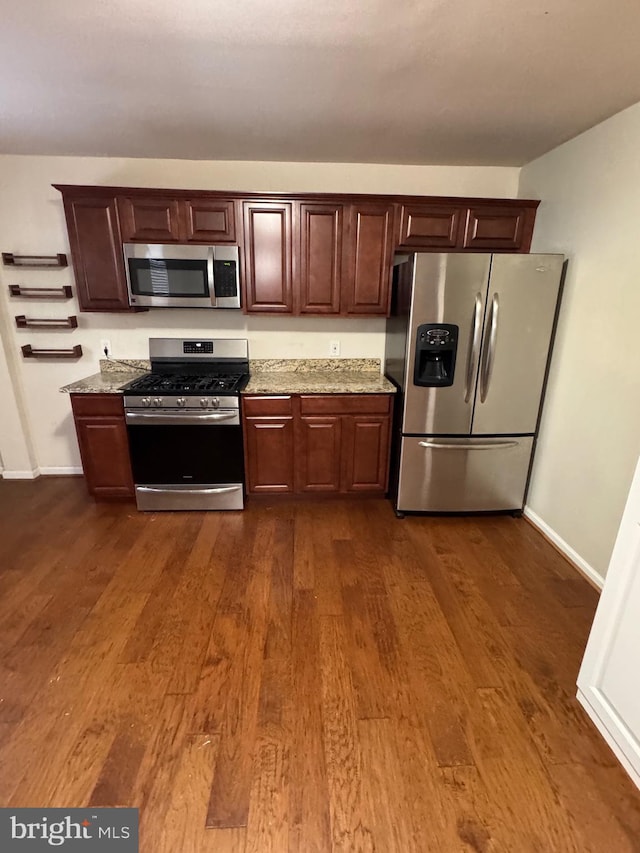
[384,252,564,514]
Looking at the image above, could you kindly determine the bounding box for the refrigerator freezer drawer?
[396,435,534,512]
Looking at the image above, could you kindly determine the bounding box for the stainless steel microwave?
[123,244,241,309]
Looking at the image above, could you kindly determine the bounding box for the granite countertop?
[244,358,396,395]
[60,358,396,396]
[60,370,145,394]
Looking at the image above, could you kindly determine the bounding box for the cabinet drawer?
[243,395,293,416]
[300,394,391,415]
[70,393,125,417]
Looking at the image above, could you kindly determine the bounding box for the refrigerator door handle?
[464,292,484,403]
[418,439,519,450]
[479,293,499,403]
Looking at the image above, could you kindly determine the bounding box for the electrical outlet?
[100,339,112,358]
[329,340,340,357]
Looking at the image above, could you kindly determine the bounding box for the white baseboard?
[2,468,40,480]
[1,466,83,480]
[523,506,605,590]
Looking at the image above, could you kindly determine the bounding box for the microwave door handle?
[208,246,216,307]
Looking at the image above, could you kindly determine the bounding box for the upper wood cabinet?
[344,202,395,315]
[397,200,538,253]
[183,198,237,243]
[462,204,536,252]
[55,185,539,316]
[118,196,183,242]
[242,201,294,313]
[119,195,238,243]
[59,192,131,312]
[398,204,462,249]
[298,202,343,315]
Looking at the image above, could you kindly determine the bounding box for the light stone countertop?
[60,370,146,394]
[59,358,396,396]
[243,371,396,395]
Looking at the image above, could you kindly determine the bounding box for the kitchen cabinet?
[55,185,539,316]
[118,196,238,244]
[397,203,462,249]
[118,196,183,242]
[298,202,343,314]
[397,200,537,253]
[58,192,131,312]
[70,394,134,498]
[242,201,294,313]
[242,396,295,492]
[243,394,393,496]
[343,201,395,315]
[461,204,535,252]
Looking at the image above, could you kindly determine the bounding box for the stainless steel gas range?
[122,337,250,511]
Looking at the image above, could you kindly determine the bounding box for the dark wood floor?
[1,478,639,852]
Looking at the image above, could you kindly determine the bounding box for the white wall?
[519,102,640,582]
[0,155,519,474]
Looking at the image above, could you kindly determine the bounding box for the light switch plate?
[329,340,340,357]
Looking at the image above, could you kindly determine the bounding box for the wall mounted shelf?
[3,252,68,268]
[21,344,83,359]
[15,315,78,329]
[9,285,73,299]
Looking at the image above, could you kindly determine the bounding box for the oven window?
[128,258,210,298]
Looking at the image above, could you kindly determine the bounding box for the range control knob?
[211,397,220,409]
[152,397,163,407]
[199,398,209,408]
[141,397,152,408]
[176,397,187,408]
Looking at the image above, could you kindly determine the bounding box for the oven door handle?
[125,411,238,425]
[137,485,242,496]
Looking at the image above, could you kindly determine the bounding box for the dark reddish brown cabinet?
[183,198,237,243]
[398,203,463,249]
[343,201,395,315]
[242,396,295,493]
[298,202,343,314]
[242,201,294,313]
[57,191,131,312]
[462,204,536,252]
[118,196,183,242]
[70,394,134,499]
[243,393,393,496]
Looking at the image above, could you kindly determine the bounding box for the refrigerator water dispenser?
[413,323,458,387]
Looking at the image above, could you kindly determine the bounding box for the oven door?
[126,410,244,510]
[124,244,214,308]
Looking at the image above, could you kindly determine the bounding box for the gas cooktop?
[122,372,249,395]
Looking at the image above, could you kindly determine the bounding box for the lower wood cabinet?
[70,394,134,498]
[242,394,393,496]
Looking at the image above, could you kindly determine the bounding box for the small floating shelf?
[15,315,78,329]
[3,252,68,268]
[9,285,73,299]
[21,344,83,359]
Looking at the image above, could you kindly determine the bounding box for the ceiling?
[2,0,640,167]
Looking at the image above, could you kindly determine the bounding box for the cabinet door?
[244,417,295,493]
[62,194,131,312]
[71,397,134,499]
[342,415,391,492]
[118,196,183,242]
[344,202,395,315]
[462,205,535,252]
[296,416,342,492]
[243,202,293,313]
[184,198,236,243]
[298,202,342,314]
[398,204,463,249]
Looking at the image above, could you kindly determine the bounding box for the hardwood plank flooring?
[1,478,639,852]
